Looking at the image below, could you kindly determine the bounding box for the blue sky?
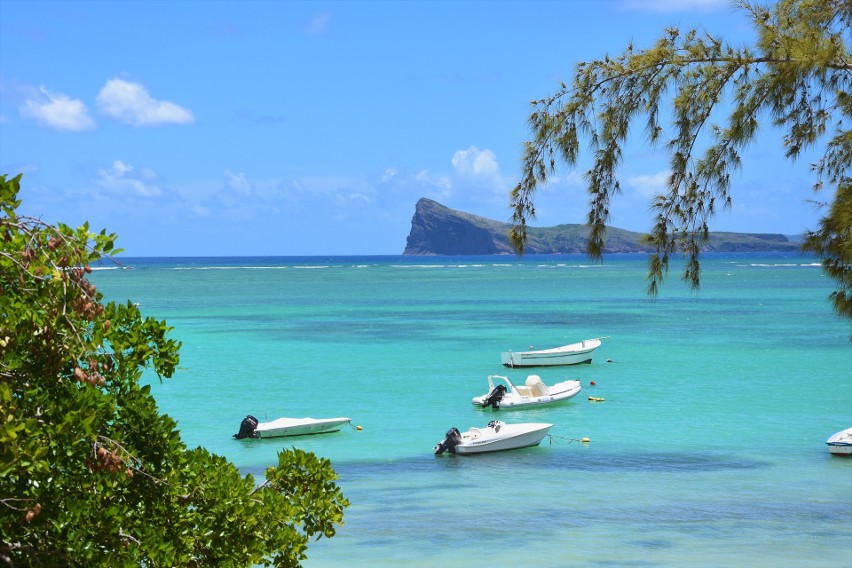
[0,0,825,256]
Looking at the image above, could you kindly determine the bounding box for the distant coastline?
[403,198,803,256]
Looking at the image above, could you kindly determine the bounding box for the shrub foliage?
[0,173,348,567]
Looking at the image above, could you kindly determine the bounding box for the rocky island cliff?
[402,198,800,255]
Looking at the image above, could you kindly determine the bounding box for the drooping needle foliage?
[510,0,851,319]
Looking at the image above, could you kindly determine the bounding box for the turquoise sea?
[91,253,852,568]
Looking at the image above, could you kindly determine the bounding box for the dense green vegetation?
[510,0,851,319]
[0,173,348,567]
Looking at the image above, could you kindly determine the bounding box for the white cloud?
[627,170,670,199]
[418,170,453,201]
[541,171,585,193]
[112,159,133,176]
[224,169,252,194]
[19,86,96,131]
[96,160,162,197]
[452,146,500,178]
[375,167,452,203]
[96,78,194,126]
[451,145,509,199]
[220,171,346,221]
[347,192,372,204]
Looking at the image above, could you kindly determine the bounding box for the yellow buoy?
[356,426,363,431]
[581,437,590,443]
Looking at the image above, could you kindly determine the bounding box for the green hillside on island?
[403,198,801,255]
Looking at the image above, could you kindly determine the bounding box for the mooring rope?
[547,434,589,445]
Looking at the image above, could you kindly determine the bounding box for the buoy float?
[590,380,596,386]
[581,437,590,443]
[356,426,363,431]
[588,396,605,402]
[606,358,612,363]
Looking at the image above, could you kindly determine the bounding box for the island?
[402,198,801,255]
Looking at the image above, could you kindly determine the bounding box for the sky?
[0,0,828,256]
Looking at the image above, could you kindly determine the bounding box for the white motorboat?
[501,337,605,367]
[826,427,852,456]
[233,415,352,439]
[434,420,552,455]
[472,374,582,409]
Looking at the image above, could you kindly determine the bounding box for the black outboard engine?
[233,415,259,439]
[481,384,507,409]
[434,427,462,455]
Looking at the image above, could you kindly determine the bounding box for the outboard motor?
[434,427,462,455]
[233,415,259,439]
[481,384,507,409]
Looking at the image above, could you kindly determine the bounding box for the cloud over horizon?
[96,160,162,197]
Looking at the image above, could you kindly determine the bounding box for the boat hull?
[254,417,351,438]
[453,423,552,454]
[827,443,852,456]
[472,379,582,409]
[501,338,602,367]
[826,428,852,456]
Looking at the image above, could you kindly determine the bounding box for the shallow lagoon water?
[92,253,852,567]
